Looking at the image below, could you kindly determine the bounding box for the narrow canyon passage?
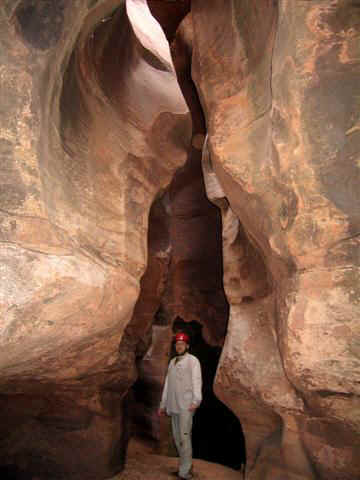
[0,1,359,480]
[117,1,248,467]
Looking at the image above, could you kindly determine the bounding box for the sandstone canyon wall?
[0,0,190,478]
[191,1,360,479]
[0,1,359,480]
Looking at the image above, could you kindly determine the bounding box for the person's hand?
[157,407,166,417]
[188,403,198,412]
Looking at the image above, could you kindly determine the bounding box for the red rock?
[0,1,359,479]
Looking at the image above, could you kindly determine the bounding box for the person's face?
[175,340,188,355]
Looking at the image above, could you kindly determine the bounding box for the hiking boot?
[178,470,193,480]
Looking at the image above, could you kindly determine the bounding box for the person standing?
[158,332,202,480]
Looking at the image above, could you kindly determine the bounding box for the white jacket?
[160,353,202,414]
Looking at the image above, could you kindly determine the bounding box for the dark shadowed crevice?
[128,155,247,469]
[127,3,248,471]
[15,0,65,50]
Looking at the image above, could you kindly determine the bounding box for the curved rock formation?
[0,0,190,478]
[0,1,359,479]
[191,1,360,479]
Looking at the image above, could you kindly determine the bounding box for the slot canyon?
[0,1,359,479]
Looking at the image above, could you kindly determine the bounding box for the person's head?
[174,332,190,356]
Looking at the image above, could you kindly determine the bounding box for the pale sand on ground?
[110,440,243,480]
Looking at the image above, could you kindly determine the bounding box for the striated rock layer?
[0,0,190,478]
[190,1,360,479]
[0,1,359,479]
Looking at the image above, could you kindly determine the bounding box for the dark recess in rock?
[15,0,65,50]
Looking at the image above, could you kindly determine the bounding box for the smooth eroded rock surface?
[0,0,190,477]
[192,1,360,478]
[0,1,359,479]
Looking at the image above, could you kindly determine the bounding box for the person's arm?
[189,356,202,411]
[158,363,170,416]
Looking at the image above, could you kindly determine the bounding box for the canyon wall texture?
[191,1,360,479]
[0,1,359,479]
[0,0,190,478]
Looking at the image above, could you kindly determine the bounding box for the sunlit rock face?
[0,0,190,477]
[191,1,360,479]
